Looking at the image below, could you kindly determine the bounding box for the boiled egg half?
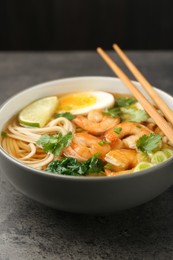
[57,91,115,114]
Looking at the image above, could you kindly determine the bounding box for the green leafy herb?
[54,112,75,120]
[113,127,122,134]
[84,155,105,173]
[120,107,148,122]
[46,158,87,176]
[1,131,8,136]
[98,140,110,146]
[37,132,73,155]
[46,154,105,176]
[136,133,162,153]
[103,107,121,117]
[116,97,137,107]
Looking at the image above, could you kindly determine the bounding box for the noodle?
[1,116,75,169]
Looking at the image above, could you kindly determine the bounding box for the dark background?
[0,0,173,51]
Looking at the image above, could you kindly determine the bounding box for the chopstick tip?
[97,47,105,56]
[112,43,119,49]
[96,47,102,53]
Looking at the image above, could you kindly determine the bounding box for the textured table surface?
[0,51,173,260]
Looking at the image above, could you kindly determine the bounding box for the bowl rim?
[1,75,173,181]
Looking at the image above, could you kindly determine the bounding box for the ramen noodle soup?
[1,91,173,177]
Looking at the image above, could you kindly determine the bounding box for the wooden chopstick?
[97,47,173,144]
[113,43,173,126]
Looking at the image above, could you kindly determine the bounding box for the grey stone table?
[0,51,173,260]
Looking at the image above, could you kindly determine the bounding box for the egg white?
[59,91,115,115]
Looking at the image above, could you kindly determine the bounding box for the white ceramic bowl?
[0,76,173,214]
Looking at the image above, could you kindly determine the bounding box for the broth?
[1,91,173,177]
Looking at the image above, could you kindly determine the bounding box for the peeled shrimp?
[104,122,152,149]
[73,109,120,135]
[105,149,137,172]
[63,132,111,161]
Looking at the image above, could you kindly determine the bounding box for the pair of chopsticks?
[97,44,173,144]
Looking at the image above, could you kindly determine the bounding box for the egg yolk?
[57,93,96,111]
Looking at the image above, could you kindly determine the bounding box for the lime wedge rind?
[19,121,40,128]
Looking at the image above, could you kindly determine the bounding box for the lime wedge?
[19,96,58,127]
[151,151,167,165]
[162,148,173,159]
[134,162,153,172]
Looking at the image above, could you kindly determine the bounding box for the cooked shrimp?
[105,149,137,172]
[145,122,164,135]
[73,109,120,135]
[154,126,164,136]
[145,122,155,131]
[104,122,152,149]
[63,132,111,161]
